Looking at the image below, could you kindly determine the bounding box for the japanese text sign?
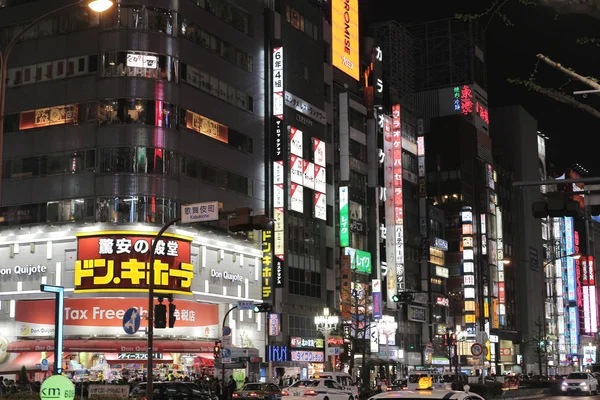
[181,201,219,223]
[74,232,193,295]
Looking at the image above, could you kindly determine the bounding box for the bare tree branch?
[509,78,600,119]
[536,53,600,91]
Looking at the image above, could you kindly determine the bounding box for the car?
[130,382,218,400]
[367,386,484,400]
[311,372,358,400]
[561,372,599,395]
[233,383,282,400]
[283,379,354,400]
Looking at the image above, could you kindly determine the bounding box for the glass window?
[96,196,177,224]
[147,7,175,34]
[98,99,177,128]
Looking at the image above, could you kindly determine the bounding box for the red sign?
[75,231,193,295]
[391,104,403,225]
[7,339,214,353]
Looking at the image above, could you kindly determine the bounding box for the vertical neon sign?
[391,104,404,291]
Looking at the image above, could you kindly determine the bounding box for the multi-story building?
[0,0,268,380]
[490,105,544,374]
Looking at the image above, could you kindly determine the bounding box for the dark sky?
[365,0,600,175]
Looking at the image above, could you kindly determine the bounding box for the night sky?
[365,0,600,175]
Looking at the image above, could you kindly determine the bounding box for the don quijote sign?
[0,265,47,276]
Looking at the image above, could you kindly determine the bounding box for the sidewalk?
[495,388,551,399]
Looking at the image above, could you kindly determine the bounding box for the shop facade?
[0,223,265,382]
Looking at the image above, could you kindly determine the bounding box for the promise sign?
[74,231,194,295]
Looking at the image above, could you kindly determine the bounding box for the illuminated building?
[0,0,269,380]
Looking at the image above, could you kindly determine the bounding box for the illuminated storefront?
[0,224,264,381]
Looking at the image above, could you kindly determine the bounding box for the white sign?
[181,202,219,223]
[290,155,304,185]
[89,385,130,398]
[237,301,254,311]
[273,161,284,184]
[313,138,326,167]
[290,127,303,157]
[303,161,315,190]
[126,54,157,69]
[290,184,304,213]
[0,265,47,276]
[314,165,326,193]
[314,192,326,221]
[210,269,243,283]
[274,184,284,208]
[285,91,327,125]
[272,47,284,93]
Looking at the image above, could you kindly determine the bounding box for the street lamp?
[315,308,339,371]
[376,316,398,380]
[0,0,113,203]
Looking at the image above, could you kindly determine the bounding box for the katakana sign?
[74,232,194,295]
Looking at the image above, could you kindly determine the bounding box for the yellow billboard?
[332,0,360,80]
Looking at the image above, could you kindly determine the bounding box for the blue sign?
[268,345,289,362]
[434,237,448,251]
[223,326,232,336]
[222,348,232,358]
[122,308,141,335]
[237,301,254,310]
[372,292,382,320]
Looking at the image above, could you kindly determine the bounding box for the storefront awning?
[7,339,215,353]
[0,353,55,373]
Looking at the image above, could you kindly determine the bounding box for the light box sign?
[407,306,427,323]
[331,0,360,81]
[185,110,229,144]
[291,350,324,363]
[20,104,77,130]
[126,53,157,69]
[268,313,280,337]
[313,138,326,167]
[372,279,382,320]
[290,337,324,349]
[314,192,326,221]
[290,183,304,213]
[344,247,372,274]
[340,186,350,247]
[565,217,576,302]
[74,232,193,295]
[290,126,303,157]
[382,114,397,308]
[314,165,326,193]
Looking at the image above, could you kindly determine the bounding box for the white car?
[561,372,599,395]
[283,379,354,400]
[368,387,484,400]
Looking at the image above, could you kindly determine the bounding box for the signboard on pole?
[181,201,220,223]
[237,301,254,311]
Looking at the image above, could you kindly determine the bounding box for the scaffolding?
[407,17,487,92]
[369,20,416,111]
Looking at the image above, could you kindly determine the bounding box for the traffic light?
[451,333,457,346]
[253,303,273,313]
[154,300,167,329]
[214,340,222,358]
[168,301,177,328]
[229,208,272,232]
[392,293,413,303]
[443,334,449,347]
[392,295,399,302]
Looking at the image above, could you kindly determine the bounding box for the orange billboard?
[15,298,218,337]
[331,0,360,80]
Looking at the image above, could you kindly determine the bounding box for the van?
[311,372,358,399]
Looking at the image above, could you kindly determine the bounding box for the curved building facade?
[0,0,267,382]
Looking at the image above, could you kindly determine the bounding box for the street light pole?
[146,217,180,400]
[0,0,113,204]
[315,308,339,371]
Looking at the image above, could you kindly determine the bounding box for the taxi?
[283,379,354,400]
[368,378,484,400]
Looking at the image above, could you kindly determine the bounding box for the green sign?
[339,186,349,247]
[41,375,75,400]
[344,247,372,274]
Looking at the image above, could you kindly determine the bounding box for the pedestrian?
[228,376,237,400]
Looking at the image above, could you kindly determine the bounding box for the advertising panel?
[126,53,157,69]
[340,186,350,247]
[268,313,281,337]
[290,126,303,157]
[407,306,427,323]
[290,183,304,213]
[313,138,326,167]
[340,255,352,319]
[303,161,315,190]
[74,232,193,295]
[19,104,77,130]
[582,256,598,334]
[314,192,326,221]
[15,298,218,337]
[372,279,382,320]
[462,207,476,336]
[331,0,360,81]
[185,110,229,144]
[344,247,372,274]
[314,165,326,193]
[290,350,324,362]
[382,114,397,308]
[290,155,304,185]
[389,105,405,291]
[565,217,577,302]
[262,230,273,299]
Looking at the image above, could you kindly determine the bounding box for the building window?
[180,155,253,197]
[7,54,98,87]
[190,0,253,36]
[181,18,253,72]
[288,267,321,298]
[285,6,317,40]
[98,99,177,128]
[98,147,177,177]
[101,6,177,35]
[181,63,254,113]
[100,51,178,82]
[96,196,177,224]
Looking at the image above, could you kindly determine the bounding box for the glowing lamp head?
[88,0,113,12]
